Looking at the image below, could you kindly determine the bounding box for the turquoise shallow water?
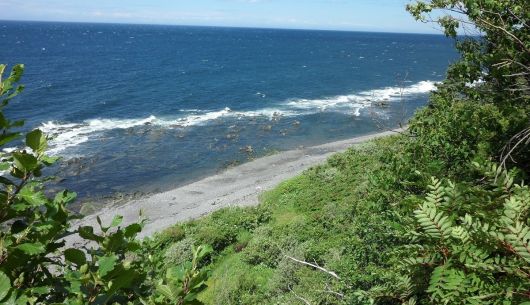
[0,21,458,199]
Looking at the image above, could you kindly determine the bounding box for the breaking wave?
[39,80,437,155]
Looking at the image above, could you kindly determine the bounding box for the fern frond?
[506,222,530,263]
[404,255,438,266]
[427,265,466,303]
[501,196,526,227]
[405,163,529,304]
[414,203,453,240]
[457,245,490,265]
[402,298,416,305]
[426,177,444,207]
[354,276,415,305]
[442,180,461,208]
[466,254,528,277]
[451,226,470,244]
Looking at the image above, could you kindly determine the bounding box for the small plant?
[149,245,212,305]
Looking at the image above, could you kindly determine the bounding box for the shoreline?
[68,128,400,240]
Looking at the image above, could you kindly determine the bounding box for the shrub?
[407,0,530,172]
[407,94,518,175]
[404,163,530,304]
[358,162,530,305]
[164,237,196,267]
[242,227,283,267]
[194,223,238,253]
[157,225,186,245]
[209,206,272,231]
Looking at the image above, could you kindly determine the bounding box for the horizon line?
[0,18,447,36]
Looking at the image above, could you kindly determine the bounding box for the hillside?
[0,0,528,304]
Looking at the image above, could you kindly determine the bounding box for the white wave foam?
[39,80,436,155]
[41,116,158,155]
[40,108,295,155]
[359,80,437,100]
[285,80,437,113]
[169,107,232,127]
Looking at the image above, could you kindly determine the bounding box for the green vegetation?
[145,0,530,303]
[1,0,529,304]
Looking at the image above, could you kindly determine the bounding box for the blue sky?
[0,0,442,34]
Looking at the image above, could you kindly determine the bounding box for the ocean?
[0,21,458,202]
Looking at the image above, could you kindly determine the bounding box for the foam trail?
[39,80,436,155]
[41,116,158,155]
[40,108,293,155]
[286,80,437,113]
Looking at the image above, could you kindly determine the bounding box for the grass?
[147,135,421,304]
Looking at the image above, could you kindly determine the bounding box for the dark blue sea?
[0,21,458,202]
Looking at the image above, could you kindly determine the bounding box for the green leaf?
[156,284,175,301]
[167,265,187,282]
[0,271,11,302]
[103,230,126,252]
[0,132,20,147]
[15,242,45,255]
[29,286,52,296]
[54,190,77,205]
[0,162,10,171]
[9,64,24,83]
[41,155,60,165]
[195,245,213,261]
[64,270,82,294]
[26,129,47,154]
[124,223,142,238]
[19,187,47,207]
[110,215,123,227]
[105,269,138,298]
[97,255,117,277]
[64,248,86,266]
[78,226,103,243]
[12,152,38,172]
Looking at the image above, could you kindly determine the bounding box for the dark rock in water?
[372,100,390,108]
[222,159,241,169]
[240,145,254,154]
[271,112,283,122]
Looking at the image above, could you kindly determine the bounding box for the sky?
[0,0,443,34]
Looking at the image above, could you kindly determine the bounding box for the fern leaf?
[451,226,470,244]
[414,203,452,240]
[404,255,437,266]
[506,222,530,263]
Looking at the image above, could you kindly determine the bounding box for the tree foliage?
[407,0,530,172]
